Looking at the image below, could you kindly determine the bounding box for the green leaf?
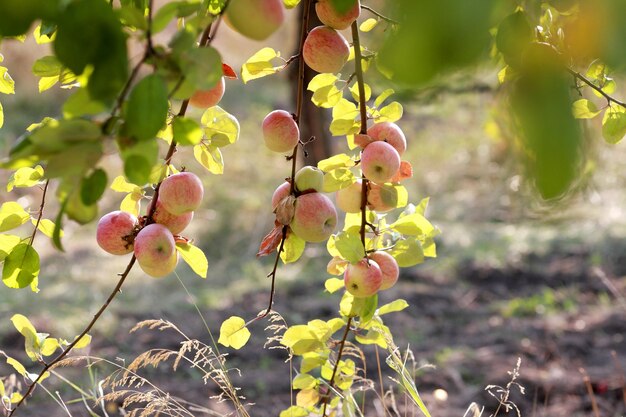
[0,67,16,95]
[322,168,355,192]
[111,175,141,193]
[124,74,169,140]
[0,0,59,37]
[218,316,250,349]
[360,18,378,33]
[194,143,224,175]
[378,299,409,315]
[176,46,223,90]
[52,198,67,251]
[0,202,30,232]
[176,242,208,278]
[32,56,61,77]
[279,406,309,417]
[495,10,532,68]
[390,213,435,236]
[10,314,39,360]
[280,233,305,264]
[293,373,317,389]
[121,191,143,216]
[0,234,21,261]
[7,165,44,191]
[281,325,324,355]
[308,74,342,108]
[54,0,127,102]
[63,185,98,225]
[318,153,355,172]
[33,218,62,239]
[172,117,203,146]
[283,0,301,9]
[201,106,240,147]
[377,102,403,123]
[349,82,371,102]
[334,230,365,264]
[374,89,394,109]
[72,334,92,349]
[572,99,601,119]
[63,88,107,118]
[325,277,344,294]
[241,47,282,83]
[602,104,626,144]
[80,168,107,206]
[3,243,40,290]
[339,292,365,317]
[390,237,424,267]
[360,294,378,324]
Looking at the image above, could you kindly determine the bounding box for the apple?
[134,223,178,278]
[336,179,363,213]
[303,26,350,74]
[369,251,399,290]
[96,211,137,255]
[360,141,401,184]
[189,77,225,109]
[295,166,324,192]
[225,0,285,41]
[367,182,398,213]
[315,0,361,30]
[152,200,193,235]
[263,110,300,153]
[290,192,338,242]
[367,122,407,156]
[271,181,292,210]
[344,259,382,298]
[158,172,204,215]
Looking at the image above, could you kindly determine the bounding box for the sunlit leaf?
[0,234,21,261]
[334,230,365,264]
[218,316,250,349]
[3,243,40,290]
[602,104,626,144]
[378,299,409,315]
[194,143,224,175]
[33,218,63,239]
[360,18,378,32]
[318,153,355,172]
[201,106,240,147]
[390,237,424,267]
[280,233,305,264]
[281,325,324,355]
[241,47,282,84]
[0,67,15,95]
[124,74,169,140]
[7,165,44,191]
[176,242,208,278]
[325,277,345,293]
[172,117,203,146]
[0,202,30,232]
[572,99,601,119]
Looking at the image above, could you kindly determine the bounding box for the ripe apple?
[153,200,193,235]
[315,0,361,30]
[290,192,338,242]
[336,179,363,213]
[263,110,300,153]
[189,77,225,109]
[295,166,324,192]
[96,211,137,255]
[369,251,399,290]
[367,122,407,156]
[344,259,382,298]
[367,182,398,213]
[225,0,285,41]
[303,26,350,74]
[360,141,401,184]
[159,172,204,215]
[271,181,292,210]
[134,223,178,278]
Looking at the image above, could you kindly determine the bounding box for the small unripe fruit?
[360,141,401,184]
[344,259,382,298]
[336,180,362,213]
[295,166,324,192]
[189,77,225,109]
[367,122,407,156]
[315,0,361,30]
[271,181,292,210]
[159,172,204,215]
[153,200,193,235]
[225,0,285,41]
[134,224,178,278]
[263,110,299,153]
[303,26,350,74]
[369,251,399,290]
[290,192,338,242]
[96,211,137,255]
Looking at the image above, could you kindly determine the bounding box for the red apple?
[290,192,338,242]
[271,181,292,210]
[369,251,399,290]
[96,211,137,255]
[360,141,401,184]
[134,223,178,278]
[263,110,300,153]
[344,259,382,297]
[315,0,361,30]
[367,122,407,156]
[189,77,225,108]
[153,200,193,235]
[158,172,204,215]
[225,0,285,41]
[303,26,350,74]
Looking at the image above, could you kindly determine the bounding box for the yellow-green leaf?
[572,99,601,119]
[0,202,30,232]
[281,325,324,355]
[349,82,371,102]
[325,277,344,293]
[111,175,141,193]
[120,192,142,216]
[241,47,282,84]
[296,388,319,408]
[194,143,224,175]
[7,165,44,191]
[73,334,92,349]
[0,67,15,95]
[293,373,317,389]
[201,106,240,147]
[308,74,342,108]
[176,242,208,278]
[3,243,40,290]
[359,18,378,32]
[602,105,626,144]
[378,299,409,315]
[334,230,365,264]
[390,237,424,267]
[218,316,250,349]
[377,101,403,123]
[11,314,39,361]
[317,153,355,172]
[0,234,21,261]
[40,338,60,356]
[279,406,309,417]
[32,218,62,239]
[280,233,305,264]
[390,213,435,236]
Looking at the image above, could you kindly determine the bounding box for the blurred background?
[0,1,625,416]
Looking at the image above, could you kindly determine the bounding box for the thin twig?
[360,4,399,25]
[580,368,601,417]
[568,68,626,108]
[28,180,50,247]
[322,317,353,417]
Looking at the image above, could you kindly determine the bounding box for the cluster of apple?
[272,166,338,243]
[337,122,408,298]
[96,172,204,278]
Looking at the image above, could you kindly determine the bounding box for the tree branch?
[360,4,398,25]
[322,317,353,417]
[568,68,626,108]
